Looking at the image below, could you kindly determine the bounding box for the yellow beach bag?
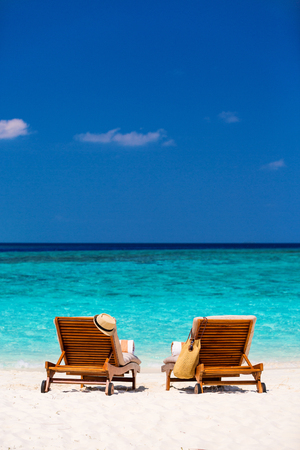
[173,338,201,379]
[173,317,208,379]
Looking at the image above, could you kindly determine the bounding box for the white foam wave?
[0,360,44,370]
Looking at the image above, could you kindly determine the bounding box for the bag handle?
[188,317,208,351]
[198,317,208,339]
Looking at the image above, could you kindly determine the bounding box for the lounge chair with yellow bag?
[41,314,141,396]
[161,315,266,394]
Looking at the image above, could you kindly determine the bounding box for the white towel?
[120,339,135,354]
[171,341,184,357]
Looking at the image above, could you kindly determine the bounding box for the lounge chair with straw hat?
[161,315,266,394]
[42,314,141,396]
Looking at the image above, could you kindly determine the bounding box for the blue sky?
[0,0,299,242]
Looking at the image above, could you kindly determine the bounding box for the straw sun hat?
[93,313,117,336]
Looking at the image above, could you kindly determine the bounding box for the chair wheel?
[194,383,202,394]
[41,380,46,393]
[106,382,114,396]
[261,382,267,393]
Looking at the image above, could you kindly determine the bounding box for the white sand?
[0,367,299,450]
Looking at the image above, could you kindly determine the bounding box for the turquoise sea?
[0,245,299,368]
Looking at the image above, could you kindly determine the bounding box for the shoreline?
[1,359,300,372]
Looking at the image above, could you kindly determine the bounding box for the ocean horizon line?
[0,242,300,253]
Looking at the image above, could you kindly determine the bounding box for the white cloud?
[261,159,286,171]
[162,139,176,147]
[76,128,120,144]
[0,119,30,139]
[75,128,173,147]
[218,111,240,123]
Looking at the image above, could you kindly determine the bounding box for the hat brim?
[93,315,116,336]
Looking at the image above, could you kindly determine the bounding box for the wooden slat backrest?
[55,317,118,366]
[195,319,252,367]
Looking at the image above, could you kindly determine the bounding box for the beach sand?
[0,367,299,450]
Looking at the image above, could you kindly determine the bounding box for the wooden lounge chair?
[161,315,266,394]
[42,317,141,395]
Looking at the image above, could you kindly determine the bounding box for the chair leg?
[195,364,204,394]
[45,369,54,392]
[131,369,136,390]
[254,371,263,393]
[166,369,171,390]
[45,376,51,392]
